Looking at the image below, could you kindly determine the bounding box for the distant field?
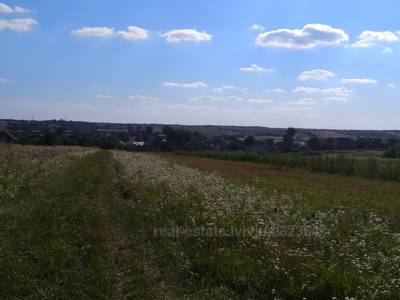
[175,150,400,181]
[321,149,392,160]
[2,145,400,299]
[162,153,400,215]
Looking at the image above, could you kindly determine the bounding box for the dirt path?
[90,151,170,299]
[0,150,167,299]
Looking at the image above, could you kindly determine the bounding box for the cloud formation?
[0,18,37,32]
[191,95,272,104]
[72,27,114,38]
[116,26,149,40]
[247,98,273,104]
[352,31,399,48]
[323,97,349,102]
[162,81,208,89]
[298,69,335,81]
[190,95,243,102]
[250,24,265,31]
[382,47,393,54]
[288,98,316,107]
[128,95,159,101]
[161,29,212,43]
[293,86,352,97]
[0,2,29,14]
[213,85,247,93]
[240,64,274,72]
[265,88,286,94]
[256,24,349,49]
[0,77,12,83]
[71,25,148,40]
[341,78,378,85]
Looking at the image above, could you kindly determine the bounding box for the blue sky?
[0,0,399,129]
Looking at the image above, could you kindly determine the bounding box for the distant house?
[124,137,145,147]
[158,134,167,142]
[132,141,145,147]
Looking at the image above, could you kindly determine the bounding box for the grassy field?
[1,145,400,299]
[175,150,400,181]
[162,154,400,215]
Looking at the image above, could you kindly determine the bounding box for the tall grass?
[2,146,400,298]
[113,151,400,299]
[177,151,400,181]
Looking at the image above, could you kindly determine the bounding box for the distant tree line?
[2,120,400,155]
[306,136,395,151]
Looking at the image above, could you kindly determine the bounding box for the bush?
[384,147,400,159]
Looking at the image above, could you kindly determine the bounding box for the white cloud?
[240,64,274,72]
[341,78,378,85]
[382,47,393,54]
[294,86,352,97]
[298,69,335,81]
[190,95,224,101]
[162,81,208,89]
[71,25,148,40]
[161,29,212,43]
[96,94,113,99]
[212,85,247,93]
[247,98,273,104]
[128,95,159,101]
[323,97,349,102]
[321,88,352,97]
[265,88,286,94]
[256,23,349,49]
[293,87,320,94]
[0,2,29,14]
[288,98,316,107]
[0,77,12,83]
[387,83,396,88]
[227,96,244,102]
[352,31,399,48]
[190,95,243,102]
[250,24,265,31]
[71,27,115,38]
[0,18,37,32]
[191,95,272,104]
[117,26,149,40]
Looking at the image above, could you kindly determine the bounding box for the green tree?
[244,136,255,146]
[307,136,320,151]
[282,127,296,153]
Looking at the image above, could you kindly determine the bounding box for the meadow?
[1,145,400,299]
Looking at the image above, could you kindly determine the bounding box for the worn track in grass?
[0,150,165,299]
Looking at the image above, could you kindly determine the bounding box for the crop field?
[1,145,400,299]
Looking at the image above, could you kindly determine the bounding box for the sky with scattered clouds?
[0,0,399,129]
